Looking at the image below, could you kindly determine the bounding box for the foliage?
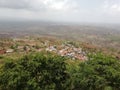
[0,55,4,59]
[73,53,120,90]
[10,44,18,51]
[0,52,72,90]
[0,52,120,90]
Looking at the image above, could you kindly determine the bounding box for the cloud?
[0,0,29,9]
[103,0,120,12]
[0,0,78,11]
[0,0,120,23]
[0,0,80,21]
[111,4,120,12]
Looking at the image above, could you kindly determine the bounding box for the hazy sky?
[0,0,120,23]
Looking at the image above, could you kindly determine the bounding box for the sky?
[0,0,120,23]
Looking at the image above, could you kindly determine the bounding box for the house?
[75,54,87,61]
[59,50,68,56]
[17,46,24,51]
[18,46,24,49]
[6,49,14,53]
[0,50,6,54]
[46,46,57,52]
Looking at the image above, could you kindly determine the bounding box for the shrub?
[73,53,120,90]
[0,52,72,90]
[1,52,120,90]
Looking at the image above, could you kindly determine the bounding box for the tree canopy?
[0,52,72,90]
[73,53,120,90]
[0,52,120,90]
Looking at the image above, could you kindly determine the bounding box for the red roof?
[0,50,6,54]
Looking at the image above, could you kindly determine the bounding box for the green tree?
[0,52,72,90]
[73,53,120,90]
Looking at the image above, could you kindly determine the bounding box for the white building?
[6,49,14,53]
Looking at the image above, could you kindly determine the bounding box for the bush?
[0,55,4,59]
[1,52,120,90]
[0,52,72,90]
[73,53,120,90]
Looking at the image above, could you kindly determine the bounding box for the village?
[0,38,88,61]
[46,44,88,60]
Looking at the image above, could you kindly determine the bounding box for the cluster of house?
[0,39,88,61]
[46,44,88,61]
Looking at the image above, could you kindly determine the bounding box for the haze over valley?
[0,0,120,90]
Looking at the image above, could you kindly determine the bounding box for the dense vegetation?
[73,54,120,90]
[0,52,120,90]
